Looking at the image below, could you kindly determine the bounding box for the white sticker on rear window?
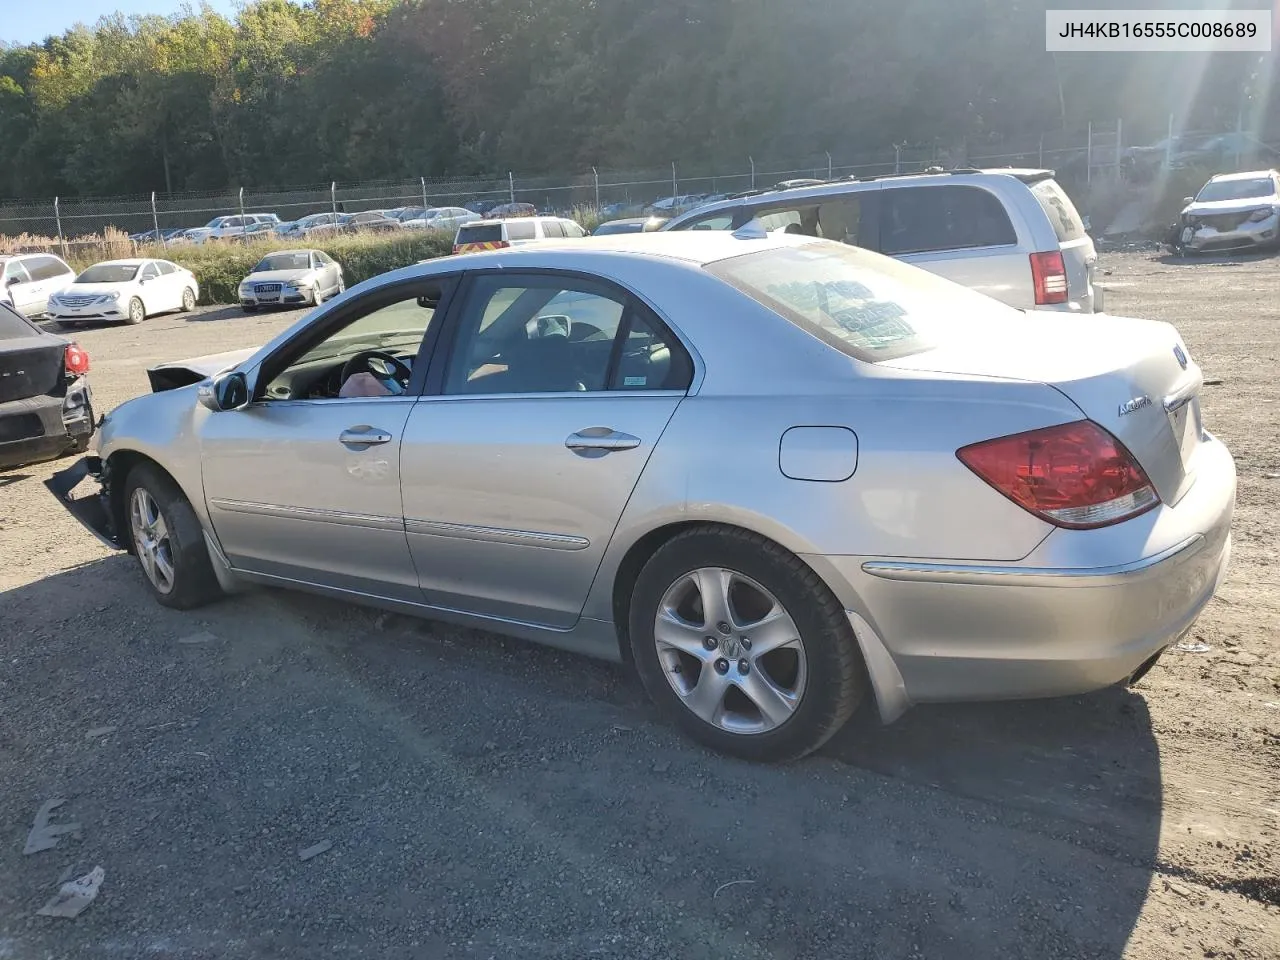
[624,375,646,386]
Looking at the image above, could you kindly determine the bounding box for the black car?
[0,301,94,469]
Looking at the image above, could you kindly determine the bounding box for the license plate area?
[1168,396,1202,467]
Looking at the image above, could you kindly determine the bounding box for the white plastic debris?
[1175,640,1211,654]
[23,800,81,855]
[36,866,104,919]
[298,840,332,862]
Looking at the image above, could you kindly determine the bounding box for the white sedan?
[47,259,198,327]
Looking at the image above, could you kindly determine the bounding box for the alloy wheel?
[129,487,175,594]
[653,567,807,734]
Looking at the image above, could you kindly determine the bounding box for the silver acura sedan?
[47,230,1235,762]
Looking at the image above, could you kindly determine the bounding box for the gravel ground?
[0,259,1277,960]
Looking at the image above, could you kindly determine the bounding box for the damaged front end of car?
[44,454,126,551]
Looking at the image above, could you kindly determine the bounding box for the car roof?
[441,229,806,266]
[256,248,316,257]
[1209,169,1277,182]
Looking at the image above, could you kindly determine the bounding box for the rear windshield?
[1030,179,1087,243]
[706,241,1019,363]
[0,301,36,339]
[458,223,502,243]
[1195,177,1275,202]
[254,253,311,272]
[76,264,138,283]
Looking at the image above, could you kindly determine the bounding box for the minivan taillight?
[1029,250,1068,305]
[64,343,90,377]
[957,420,1159,529]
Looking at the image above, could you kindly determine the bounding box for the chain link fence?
[3,118,1276,260]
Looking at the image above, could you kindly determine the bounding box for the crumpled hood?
[146,347,258,392]
[1182,197,1277,217]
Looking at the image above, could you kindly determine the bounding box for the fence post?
[151,191,164,248]
[749,156,755,189]
[508,172,515,204]
[671,161,677,202]
[592,166,599,209]
[826,151,832,180]
[1086,121,1093,185]
[237,186,246,242]
[1038,134,1044,169]
[1164,114,1174,170]
[421,176,427,211]
[1115,118,1123,178]
[331,181,337,220]
[53,197,66,258]
[1235,104,1244,169]
[894,144,901,175]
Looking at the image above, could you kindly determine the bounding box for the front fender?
[98,386,213,530]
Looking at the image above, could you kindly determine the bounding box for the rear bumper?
[808,432,1235,707]
[0,377,94,469]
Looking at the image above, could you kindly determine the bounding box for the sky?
[4,0,242,46]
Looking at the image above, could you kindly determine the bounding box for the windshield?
[253,253,311,272]
[706,240,1020,363]
[76,264,139,283]
[1195,177,1275,202]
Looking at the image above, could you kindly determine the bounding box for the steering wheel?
[340,350,412,395]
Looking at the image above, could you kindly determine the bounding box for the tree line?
[0,0,1272,200]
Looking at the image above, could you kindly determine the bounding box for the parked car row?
[1,252,198,327]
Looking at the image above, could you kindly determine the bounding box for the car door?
[878,183,1030,308]
[136,262,164,312]
[152,260,181,310]
[199,277,454,599]
[18,256,66,316]
[3,260,40,316]
[401,271,693,628]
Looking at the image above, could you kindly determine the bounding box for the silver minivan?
[663,169,1102,313]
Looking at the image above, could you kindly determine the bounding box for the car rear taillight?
[64,343,90,377]
[957,420,1159,529]
[1029,250,1068,305]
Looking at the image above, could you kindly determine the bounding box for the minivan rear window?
[707,241,1019,363]
[457,224,502,243]
[1030,179,1087,243]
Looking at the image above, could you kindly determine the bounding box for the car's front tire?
[241,303,258,314]
[628,525,865,762]
[125,297,145,324]
[123,463,223,610]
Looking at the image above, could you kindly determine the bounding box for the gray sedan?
[47,231,1235,761]
[237,249,343,312]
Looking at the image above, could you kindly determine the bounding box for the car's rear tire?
[125,297,145,325]
[181,287,196,311]
[122,463,223,610]
[628,525,865,762]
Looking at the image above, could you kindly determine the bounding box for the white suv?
[453,217,585,254]
[664,169,1101,313]
[0,253,77,319]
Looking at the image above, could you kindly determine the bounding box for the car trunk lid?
[0,309,64,403]
[881,314,1202,505]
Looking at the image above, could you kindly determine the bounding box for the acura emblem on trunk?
[1118,395,1152,416]
[1174,344,1188,369]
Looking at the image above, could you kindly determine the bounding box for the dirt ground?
[0,256,1277,960]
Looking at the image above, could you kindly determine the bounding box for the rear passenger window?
[25,256,68,281]
[684,212,735,231]
[751,199,864,246]
[542,220,565,238]
[507,221,536,241]
[880,185,1016,255]
[563,221,585,238]
[611,309,693,391]
[157,261,176,275]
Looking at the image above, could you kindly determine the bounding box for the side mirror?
[5,276,19,287]
[197,371,249,412]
